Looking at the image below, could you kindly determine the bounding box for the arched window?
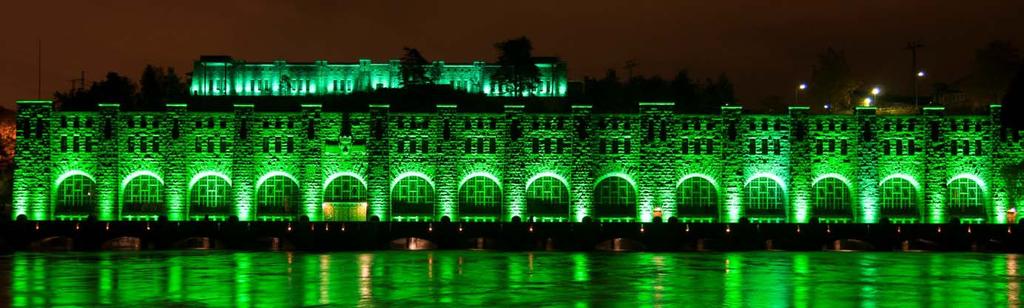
[324,175,366,203]
[323,175,368,222]
[526,176,570,221]
[676,176,718,221]
[55,174,98,219]
[812,177,853,222]
[391,176,434,220]
[257,175,301,220]
[190,175,232,219]
[744,177,786,222]
[879,177,920,222]
[122,174,165,219]
[593,176,637,221]
[947,178,986,222]
[459,176,502,221]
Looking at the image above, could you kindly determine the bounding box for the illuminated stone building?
[189,55,568,97]
[11,58,1019,224]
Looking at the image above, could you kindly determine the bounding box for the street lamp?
[864,97,873,106]
[915,71,925,107]
[871,87,881,106]
[795,83,807,104]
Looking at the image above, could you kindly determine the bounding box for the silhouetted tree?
[53,88,90,110]
[966,41,1021,111]
[707,74,736,105]
[809,48,859,113]
[55,66,186,111]
[625,75,670,102]
[579,68,734,113]
[91,72,136,103]
[139,65,188,110]
[671,70,700,112]
[0,107,14,209]
[582,69,625,111]
[400,47,432,86]
[1002,66,1024,130]
[280,75,295,93]
[492,36,540,97]
[55,72,137,110]
[756,95,787,113]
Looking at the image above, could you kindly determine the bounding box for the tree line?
[400,36,543,98]
[574,69,735,114]
[55,66,188,111]
[50,38,1024,119]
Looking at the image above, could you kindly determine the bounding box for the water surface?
[1,251,1020,307]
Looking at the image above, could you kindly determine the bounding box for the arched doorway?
[676,176,719,222]
[189,174,232,220]
[256,174,301,221]
[879,176,922,223]
[525,175,570,222]
[812,177,853,222]
[121,173,165,220]
[54,173,98,220]
[744,176,787,222]
[947,177,986,222]
[593,176,637,222]
[323,174,368,221]
[458,175,502,222]
[391,175,435,221]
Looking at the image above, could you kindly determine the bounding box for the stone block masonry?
[12,100,1017,224]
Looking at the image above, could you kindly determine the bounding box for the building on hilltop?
[190,55,568,97]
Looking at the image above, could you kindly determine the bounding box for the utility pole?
[906,41,924,107]
[624,60,637,81]
[37,39,42,99]
[68,71,85,92]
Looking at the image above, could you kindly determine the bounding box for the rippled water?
[0,251,1021,307]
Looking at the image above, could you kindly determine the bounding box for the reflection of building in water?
[4,252,1023,306]
[12,97,1017,224]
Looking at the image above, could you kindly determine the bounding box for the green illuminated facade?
[190,56,568,97]
[13,99,1020,224]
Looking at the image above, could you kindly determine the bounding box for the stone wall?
[12,100,1014,224]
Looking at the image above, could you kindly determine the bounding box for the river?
[1,251,1019,307]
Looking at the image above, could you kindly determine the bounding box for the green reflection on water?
[2,251,1022,307]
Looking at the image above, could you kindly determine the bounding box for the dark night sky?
[2,0,1023,109]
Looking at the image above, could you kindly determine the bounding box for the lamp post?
[795,83,807,104]
[915,71,925,106]
[871,87,881,106]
